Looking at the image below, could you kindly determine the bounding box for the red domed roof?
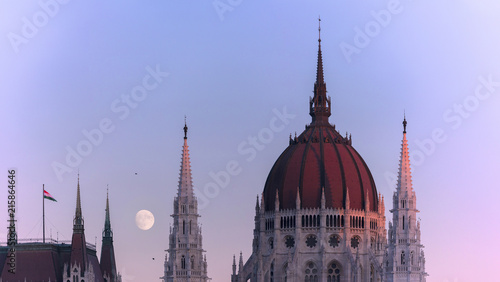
[263,123,378,212]
[262,25,378,212]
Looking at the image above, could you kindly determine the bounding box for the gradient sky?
[1,1,500,281]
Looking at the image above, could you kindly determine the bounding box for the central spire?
[310,16,331,124]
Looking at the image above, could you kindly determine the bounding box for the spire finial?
[403,112,407,134]
[184,116,188,139]
[310,17,330,124]
[318,16,321,42]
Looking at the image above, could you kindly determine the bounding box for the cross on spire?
[403,112,407,133]
[318,16,321,42]
[184,116,188,139]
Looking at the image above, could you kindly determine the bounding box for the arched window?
[401,251,405,265]
[189,220,192,234]
[183,220,186,234]
[327,262,341,282]
[410,251,414,265]
[304,262,318,282]
[181,255,186,269]
[402,216,405,230]
[191,255,195,269]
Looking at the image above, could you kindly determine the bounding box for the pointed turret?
[260,193,265,213]
[255,195,260,213]
[103,189,112,238]
[238,252,244,272]
[232,255,236,272]
[274,189,280,212]
[295,188,301,210]
[73,175,84,233]
[310,17,331,124]
[365,191,370,211]
[178,119,194,198]
[69,175,88,276]
[397,115,413,193]
[345,188,350,210]
[100,188,118,282]
[321,187,326,209]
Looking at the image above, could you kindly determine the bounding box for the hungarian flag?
[43,190,57,202]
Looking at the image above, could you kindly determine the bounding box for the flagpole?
[43,184,45,244]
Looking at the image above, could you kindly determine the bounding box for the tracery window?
[327,262,341,282]
[304,262,318,282]
[329,234,340,248]
[306,235,317,248]
[351,236,360,249]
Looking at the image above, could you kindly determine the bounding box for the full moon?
[135,210,155,230]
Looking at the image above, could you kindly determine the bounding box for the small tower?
[100,188,120,282]
[386,116,428,282]
[162,120,209,282]
[64,175,97,281]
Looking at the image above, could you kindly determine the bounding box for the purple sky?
[1,1,500,281]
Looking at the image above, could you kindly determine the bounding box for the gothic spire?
[100,188,117,281]
[70,174,88,276]
[397,115,413,193]
[316,16,324,85]
[103,187,112,239]
[178,120,194,198]
[310,16,331,124]
[73,174,84,233]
